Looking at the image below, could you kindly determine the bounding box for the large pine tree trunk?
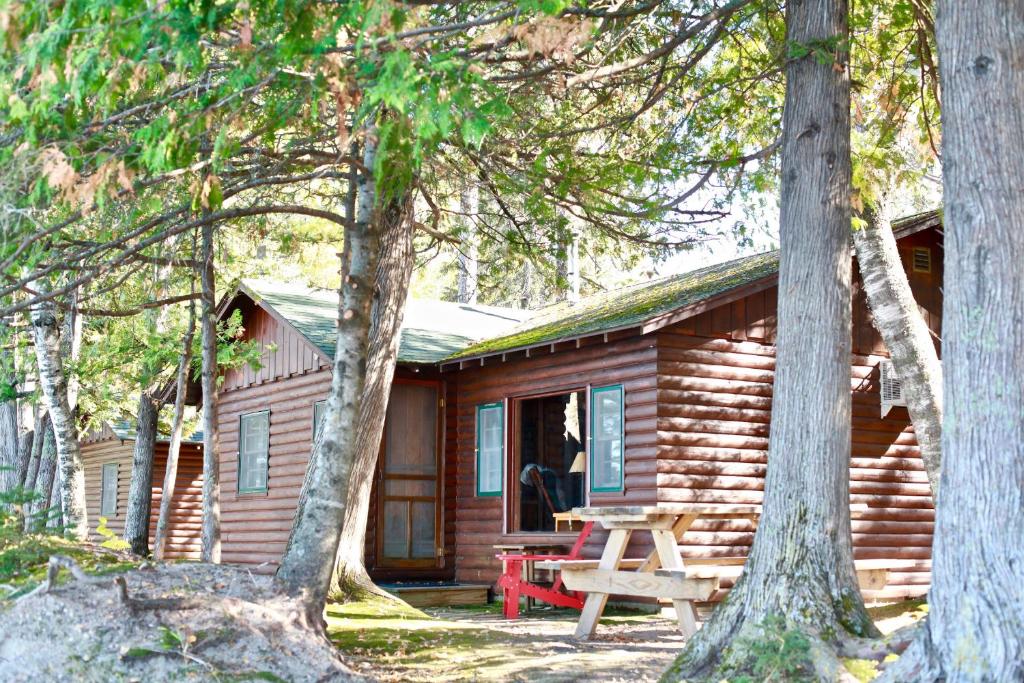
[122,391,160,555]
[853,201,943,496]
[21,407,43,495]
[200,218,221,563]
[276,131,385,626]
[15,429,34,491]
[154,309,196,560]
[666,2,876,679]
[29,288,88,539]
[329,186,416,602]
[879,4,1024,680]
[0,396,18,499]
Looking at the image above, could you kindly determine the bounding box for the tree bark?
[15,429,34,490]
[275,129,385,626]
[25,413,53,531]
[853,200,943,497]
[0,394,19,499]
[29,286,88,539]
[329,185,416,602]
[122,391,160,555]
[200,216,221,563]
[667,2,877,679]
[878,4,1024,680]
[22,407,43,494]
[154,307,196,560]
[457,183,479,305]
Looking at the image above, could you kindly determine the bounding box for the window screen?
[100,462,118,516]
[590,385,624,492]
[476,402,504,496]
[239,411,270,493]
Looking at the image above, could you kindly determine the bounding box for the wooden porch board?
[388,584,491,608]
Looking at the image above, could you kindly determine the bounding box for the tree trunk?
[47,463,62,530]
[457,183,479,305]
[122,391,160,555]
[666,2,877,679]
[25,413,53,531]
[29,287,88,539]
[878,4,1024,680]
[0,395,19,499]
[200,216,221,563]
[329,185,416,602]
[853,200,943,497]
[22,407,43,494]
[276,130,385,626]
[15,429,34,490]
[154,308,196,560]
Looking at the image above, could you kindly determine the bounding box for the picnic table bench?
[542,504,916,640]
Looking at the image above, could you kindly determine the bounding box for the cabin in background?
[80,422,204,559]
[212,211,942,602]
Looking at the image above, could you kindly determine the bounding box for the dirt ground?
[328,600,928,683]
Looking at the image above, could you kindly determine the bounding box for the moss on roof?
[447,251,780,361]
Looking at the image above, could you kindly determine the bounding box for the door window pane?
[382,500,409,558]
[239,411,270,493]
[590,385,624,492]
[411,501,435,558]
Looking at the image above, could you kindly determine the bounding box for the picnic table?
[538,504,760,640]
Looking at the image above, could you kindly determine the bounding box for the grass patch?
[0,534,138,600]
[867,599,927,622]
[843,658,881,682]
[325,594,431,621]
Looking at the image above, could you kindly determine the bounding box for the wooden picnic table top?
[570,503,762,521]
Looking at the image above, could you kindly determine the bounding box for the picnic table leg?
[638,514,699,573]
[651,528,699,637]
[573,528,632,640]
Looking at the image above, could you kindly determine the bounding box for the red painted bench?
[495,521,595,619]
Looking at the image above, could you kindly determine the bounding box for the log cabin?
[214,211,942,602]
[80,422,204,559]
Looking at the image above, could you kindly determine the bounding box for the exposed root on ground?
[0,555,360,682]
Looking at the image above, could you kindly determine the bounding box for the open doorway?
[513,390,586,532]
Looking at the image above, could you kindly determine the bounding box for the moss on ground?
[866,599,927,623]
[0,534,138,600]
[843,658,881,682]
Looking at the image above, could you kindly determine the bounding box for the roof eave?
[440,272,780,368]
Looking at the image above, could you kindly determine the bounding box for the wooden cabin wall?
[450,335,659,585]
[654,227,942,601]
[81,440,204,559]
[217,325,455,580]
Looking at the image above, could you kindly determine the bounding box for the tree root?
[18,555,205,612]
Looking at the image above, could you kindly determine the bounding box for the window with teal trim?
[476,402,504,496]
[590,385,624,492]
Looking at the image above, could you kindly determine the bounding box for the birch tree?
[878,2,1024,679]
[29,287,87,539]
[666,1,876,678]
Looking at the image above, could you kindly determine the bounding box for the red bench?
[495,521,595,619]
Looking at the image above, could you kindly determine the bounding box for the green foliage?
[95,516,130,552]
[0,532,137,600]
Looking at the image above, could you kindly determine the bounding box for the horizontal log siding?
[656,330,934,601]
[82,440,204,559]
[451,334,659,585]
[218,368,332,569]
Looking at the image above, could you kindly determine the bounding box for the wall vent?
[879,359,905,418]
[912,247,932,273]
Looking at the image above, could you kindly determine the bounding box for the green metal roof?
[240,280,530,365]
[447,251,780,361]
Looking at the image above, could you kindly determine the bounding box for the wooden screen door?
[378,381,441,567]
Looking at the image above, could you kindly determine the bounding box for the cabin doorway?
[377,381,442,568]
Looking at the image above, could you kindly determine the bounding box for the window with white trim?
[238,411,270,493]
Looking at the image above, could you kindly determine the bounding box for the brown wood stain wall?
[81,439,204,559]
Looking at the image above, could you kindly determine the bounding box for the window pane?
[411,501,435,558]
[591,386,624,492]
[313,401,327,442]
[239,412,269,492]
[382,500,409,558]
[101,463,117,516]
[477,404,503,496]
